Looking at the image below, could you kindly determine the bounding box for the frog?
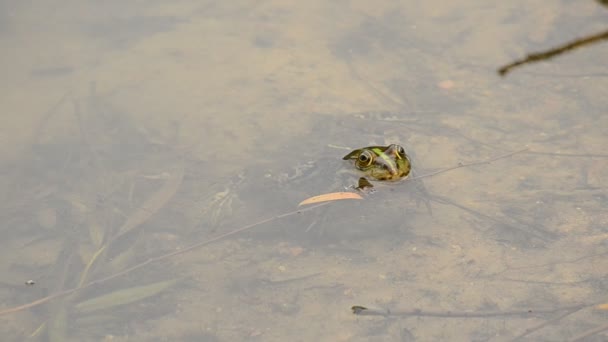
[250,143,413,197]
[342,144,412,189]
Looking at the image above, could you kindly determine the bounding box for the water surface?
[1,1,607,341]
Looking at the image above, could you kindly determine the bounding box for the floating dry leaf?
[75,278,177,313]
[438,80,455,89]
[596,303,608,310]
[299,192,363,206]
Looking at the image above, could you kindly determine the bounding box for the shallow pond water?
[1,1,608,341]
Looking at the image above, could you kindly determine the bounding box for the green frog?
[340,143,433,215]
[263,143,413,195]
[342,144,411,188]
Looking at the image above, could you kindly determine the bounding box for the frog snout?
[385,166,399,175]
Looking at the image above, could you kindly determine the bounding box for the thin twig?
[524,150,608,158]
[408,147,529,181]
[498,29,608,76]
[351,303,587,319]
[511,304,587,340]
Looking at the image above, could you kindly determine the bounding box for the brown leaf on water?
[596,303,608,310]
[438,80,455,89]
[298,192,363,206]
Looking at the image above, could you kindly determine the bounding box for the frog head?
[342,144,411,181]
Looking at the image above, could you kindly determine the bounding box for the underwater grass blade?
[117,166,184,237]
[75,279,177,314]
[108,242,139,273]
[88,221,105,248]
[78,245,106,287]
[28,321,46,338]
[48,304,67,342]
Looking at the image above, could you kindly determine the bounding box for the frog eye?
[358,151,374,166]
[396,145,406,157]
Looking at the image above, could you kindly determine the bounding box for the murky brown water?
[1,1,608,341]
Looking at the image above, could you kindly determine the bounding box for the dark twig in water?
[511,305,586,340]
[351,303,589,319]
[498,29,608,76]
